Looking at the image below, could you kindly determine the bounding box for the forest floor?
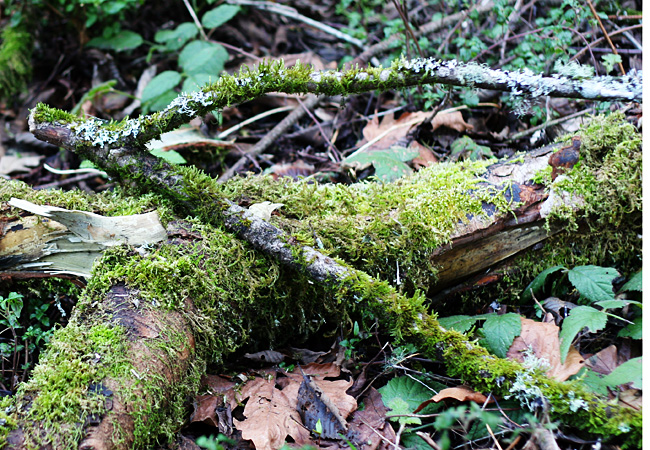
[0,1,643,449]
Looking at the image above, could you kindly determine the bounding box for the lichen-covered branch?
[30,58,642,156]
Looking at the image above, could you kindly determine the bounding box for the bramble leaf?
[559,306,608,362]
[481,313,521,358]
[378,376,437,425]
[567,265,619,303]
[520,265,565,302]
[141,71,181,103]
[438,315,481,334]
[619,270,642,293]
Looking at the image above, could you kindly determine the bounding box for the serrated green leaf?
[87,30,143,52]
[401,432,431,450]
[154,22,199,51]
[521,265,565,302]
[438,315,480,334]
[567,265,619,303]
[618,316,642,339]
[202,4,241,28]
[601,357,642,389]
[345,151,413,183]
[594,299,641,310]
[481,313,521,358]
[450,136,493,161]
[179,41,227,76]
[141,71,181,103]
[619,270,642,293]
[559,306,608,362]
[383,146,420,162]
[149,149,186,165]
[378,376,436,425]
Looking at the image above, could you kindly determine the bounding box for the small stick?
[584,0,625,74]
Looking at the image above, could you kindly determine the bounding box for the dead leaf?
[506,317,585,381]
[235,375,310,450]
[191,394,221,428]
[618,388,642,410]
[584,345,619,375]
[409,141,438,169]
[359,111,430,152]
[0,154,43,175]
[430,111,473,133]
[345,388,396,450]
[414,386,490,412]
[245,350,286,364]
[297,373,347,438]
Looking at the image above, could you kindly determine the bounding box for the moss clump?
[548,112,641,229]
[220,159,510,293]
[8,322,131,448]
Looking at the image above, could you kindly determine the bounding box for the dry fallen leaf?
[234,375,310,450]
[584,345,619,375]
[506,317,585,381]
[414,386,490,413]
[345,388,396,450]
[358,110,472,154]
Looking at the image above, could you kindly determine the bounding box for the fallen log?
[0,110,641,449]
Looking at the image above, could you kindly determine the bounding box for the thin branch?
[226,0,364,49]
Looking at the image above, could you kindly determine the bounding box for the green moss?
[548,112,641,229]
[220,159,507,293]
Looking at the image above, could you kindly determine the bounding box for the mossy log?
[0,112,642,449]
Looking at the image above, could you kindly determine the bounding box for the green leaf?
[141,71,181,103]
[619,270,642,293]
[179,41,228,76]
[438,315,480,334]
[344,147,419,183]
[87,30,143,52]
[378,376,437,425]
[520,265,565,302]
[149,149,187,165]
[182,73,213,93]
[567,265,619,303]
[559,306,608,362]
[481,313,521,358]
[154,22,199,51]
[202,5,241,29]
[601,357,642,389]
[450,136,493,161]
[594,299,641,310]
[618,316,642,339]
[143,91,179,113]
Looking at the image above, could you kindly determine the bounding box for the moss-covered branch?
[30,58,641,153]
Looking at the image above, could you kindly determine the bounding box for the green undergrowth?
[0,21,33,101]
[340,271,641,446]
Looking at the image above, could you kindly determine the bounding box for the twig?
[506,108,594,142]
[226,0,364,49]
[415,431,442,450]
[570,24,642,62]
[584,0,625,75]
[217,94,322,182]
[296,97,341,162]
[217,106,293,139]
[486,423,504,450]
[181,0,208,41]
